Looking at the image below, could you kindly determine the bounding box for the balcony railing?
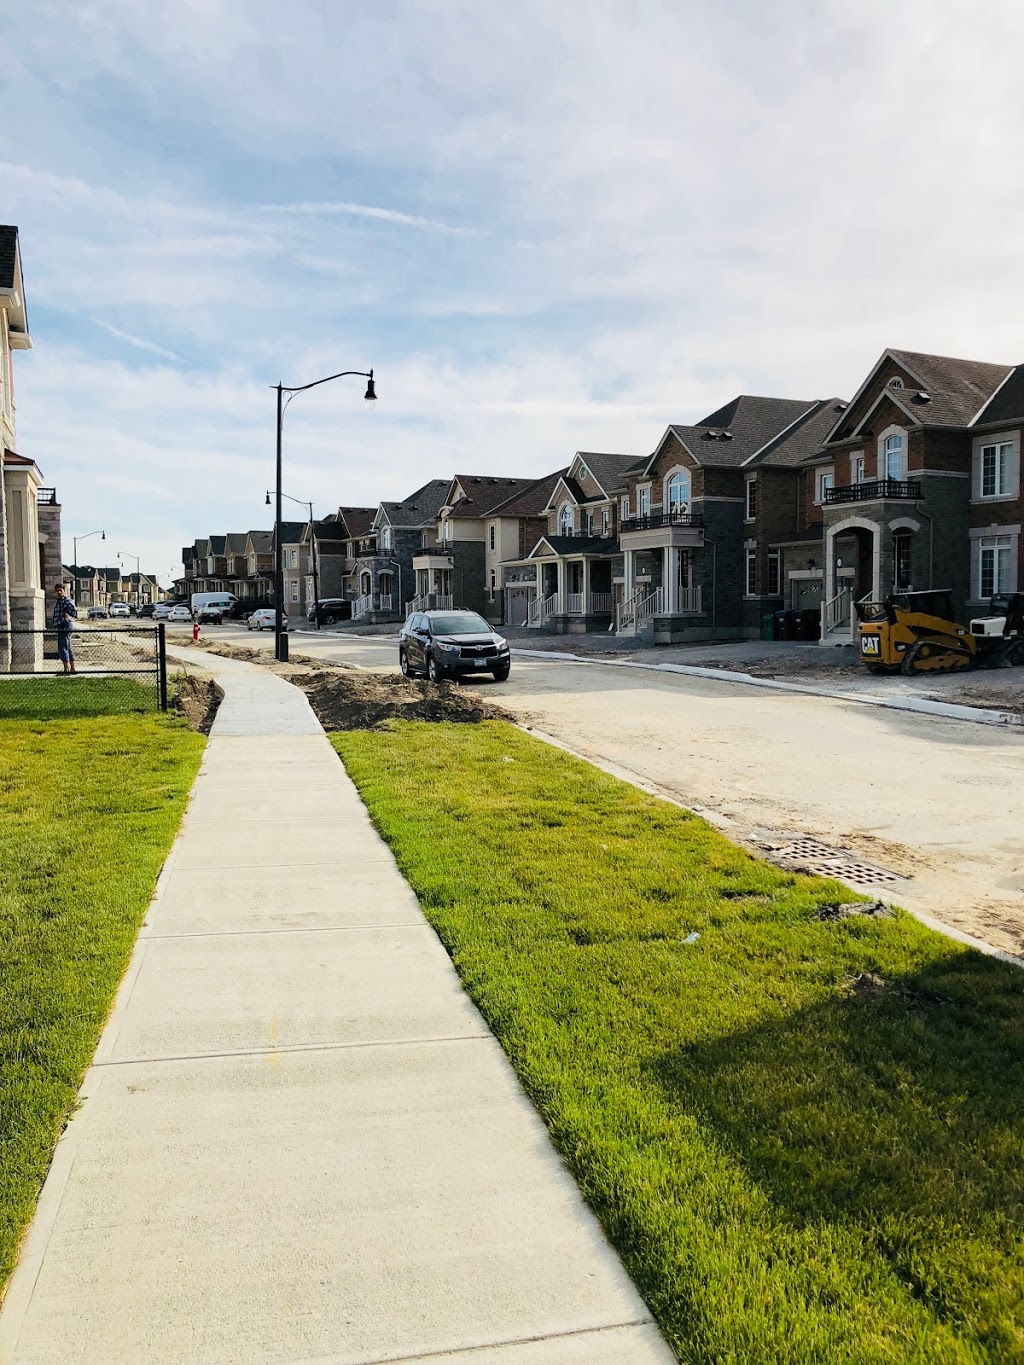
[824,479,922,505]
[619,510,704,533]
[36,487,58,506]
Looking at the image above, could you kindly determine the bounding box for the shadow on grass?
[651,948,1024,1354]
[0,677,157,720]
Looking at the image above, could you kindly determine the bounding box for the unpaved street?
[177,625,1024,958]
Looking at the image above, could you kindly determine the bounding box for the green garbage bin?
[762,613,776,641]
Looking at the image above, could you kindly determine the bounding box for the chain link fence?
[0,624,168,717]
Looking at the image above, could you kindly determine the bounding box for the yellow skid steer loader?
[856,591,1024,675]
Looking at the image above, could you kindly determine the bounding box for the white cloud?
[93,321,179,361]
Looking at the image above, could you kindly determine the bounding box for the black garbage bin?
[800,608,821,642]
[774,609,796,641]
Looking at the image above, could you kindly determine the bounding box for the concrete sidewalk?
[0,653,672,1365]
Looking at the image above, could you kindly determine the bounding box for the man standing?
[52,583,77,674]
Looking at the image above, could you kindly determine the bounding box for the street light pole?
[71,529,105,605]
[272,368,376,662]
[118,551,140,608]
[267,491,322,631]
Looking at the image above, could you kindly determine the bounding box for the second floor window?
[882,432,905,481]
[558,503,573,535]
[621,496,629,520]
[852,454,865,484]
[379,527,392,550]
[638,486,650,517]
[489,525,495,551]
[602,507,610,536]
[815,470,834,504]
[441,519,450,542]
[980,442,1013,497]
[744,478,757,520]
[666,471,690,514]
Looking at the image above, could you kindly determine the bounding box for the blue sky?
[5,0,1024,582]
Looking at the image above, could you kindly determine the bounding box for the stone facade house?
[1,227,62,669]
[354,480,450,622]
[805,348,1023,641]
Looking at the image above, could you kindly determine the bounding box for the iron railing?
[0,624,167,712]
[824,479,922,504]
[36,487,58,506]
[620,510,704,533]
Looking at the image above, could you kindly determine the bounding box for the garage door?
[506,587,534,627]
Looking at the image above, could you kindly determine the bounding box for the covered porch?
[819,512,924,644]
[518,536,618,633]
[617,514,705,638]
[409,551,454,615]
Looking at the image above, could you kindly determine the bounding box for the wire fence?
[0,624,168,717]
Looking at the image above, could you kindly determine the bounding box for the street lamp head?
[265,491,271,506]
[364,371,377,408]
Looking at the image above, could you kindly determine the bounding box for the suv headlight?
[435,641,460,655]
[494,636,509,652]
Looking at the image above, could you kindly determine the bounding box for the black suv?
[400,610,511,683]
[308,597,352,625]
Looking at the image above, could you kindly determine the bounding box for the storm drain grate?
[755,836,905,887]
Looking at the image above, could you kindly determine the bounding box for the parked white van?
[190,592,238,618]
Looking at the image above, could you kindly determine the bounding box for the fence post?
[157,623,168,711]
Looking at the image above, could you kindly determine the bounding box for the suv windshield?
[429,613,490,635]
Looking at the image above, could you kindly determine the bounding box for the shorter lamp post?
[118,551,140,608]
[266,491,321,630]
[71,529,105,605]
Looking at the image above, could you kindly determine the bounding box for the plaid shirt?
[52,597,77,630]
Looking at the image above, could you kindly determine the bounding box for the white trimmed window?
[638,485,650,517]
[744,548,757,596]
[815,469,834,504]
[881,430,906,480]
[489,524,495,550]
[767,549,781,596]
[744,477,757,521]
[620,496,630,520]
[289,580,299,602]
[601,506,610,536]
[489,569,496,598]
[851,454,865,484]
[441,519,450,542]
[979,442,1014,498]
[558,503,573,535]
[979,535,1013,597]
[666,470,691,515]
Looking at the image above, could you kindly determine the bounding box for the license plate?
[860,635,880,656]
[473,658,487,667]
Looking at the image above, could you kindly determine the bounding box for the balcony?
[36,487,58,506]
[619,510,703,533]
[824,479,922,505]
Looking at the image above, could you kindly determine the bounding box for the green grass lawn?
[0,676,158,719]
[0,698,203,1289]
[333,721,1024,1365]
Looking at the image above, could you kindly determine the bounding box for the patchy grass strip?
[0,676,158,720]
[0,703,203,1289]
[332,720,1024,1365]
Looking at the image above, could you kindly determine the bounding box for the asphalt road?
[173,622,1024,960]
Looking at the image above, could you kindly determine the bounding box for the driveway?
[175,624,1024,959]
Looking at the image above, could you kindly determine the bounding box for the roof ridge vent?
[720,430,734,440]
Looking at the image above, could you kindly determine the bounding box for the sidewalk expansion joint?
[283,1318,658,1365]
[92,1033,494,1068]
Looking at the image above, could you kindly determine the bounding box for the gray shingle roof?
[972,362,1024,426]
[887,350,1012,426]
[208,535,226,555]
[247,531,273,554]
[489,469,568,518]
[338,507,377,538]
[533,534,618,557]
[275,521,306,544]
[383,479,452,527]
[224,532,249,554]
[573,452,645,493]
[666,396,818,468]
[449,475,539,517]
[751,399,849,468]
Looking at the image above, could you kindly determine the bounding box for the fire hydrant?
[192,621,201,642]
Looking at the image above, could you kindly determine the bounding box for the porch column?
[623,549,635,600]
[556,559,566,613]
[582,557,590,613]
[664,546,678,613]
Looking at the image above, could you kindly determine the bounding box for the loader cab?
[886,590,956,624]
[856,589,973,674]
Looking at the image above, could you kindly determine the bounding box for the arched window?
[666,470,691,514]
[558,503,573,535]
[888,376,904,389]
[882,432,905,481]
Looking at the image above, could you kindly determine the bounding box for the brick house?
[503,453,643,632]
[353,480,450,622]
[410,474,541,618]
[807,349,1022,642]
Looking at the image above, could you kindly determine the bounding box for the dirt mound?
[171,673,222,733]
[290,669,513,731]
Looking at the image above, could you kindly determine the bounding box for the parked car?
[152,603,172,619]
[168,604,193,623]
[109,602,131,619]
[191,592,238,618]
[87,606,108,620]
[247,608,287,631]
[196,607,224,624]
[137,603,156,618]
[307,597,352,625]
[399,610,511,683]
[226,600,268,620]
